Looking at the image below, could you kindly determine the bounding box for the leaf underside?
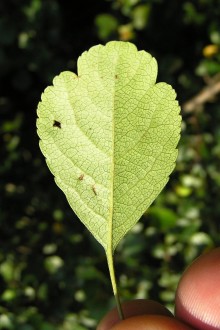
[37,41,181,253]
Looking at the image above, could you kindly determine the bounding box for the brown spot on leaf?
[78,174,84,181]
[53,120,61,128]
[92,185,97,196]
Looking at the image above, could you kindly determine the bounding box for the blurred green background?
[1,0,220,329]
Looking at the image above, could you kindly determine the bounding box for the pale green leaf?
[37,41,181,253]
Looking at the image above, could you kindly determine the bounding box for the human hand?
[97,248,220,329]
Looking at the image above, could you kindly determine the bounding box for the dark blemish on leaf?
[78,174,84,181]
[53,120,61,128]
[92,185,97,196]
[115,74,118,79]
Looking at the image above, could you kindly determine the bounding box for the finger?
[110,315,194,330]
[175,247,220,330]
[97,299,172,330]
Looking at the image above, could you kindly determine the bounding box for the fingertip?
[97,299,172,330]
[175,248,220,330]
[111,315,194,330]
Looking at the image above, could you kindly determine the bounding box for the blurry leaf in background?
[95,14,118,40]
[198,59,220,76]
[0,314,14,330]
[44,256,64,274]
[118,24,135,41]
[22,0,42,22]
[183,2,206,25]
[148,207,178,232]
[203,44,219,58]
[132,4,151,30]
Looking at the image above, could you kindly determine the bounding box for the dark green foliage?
[1,0,220,328]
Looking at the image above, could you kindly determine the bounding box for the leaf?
[37,40,180,251]
[37,41,181,316]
